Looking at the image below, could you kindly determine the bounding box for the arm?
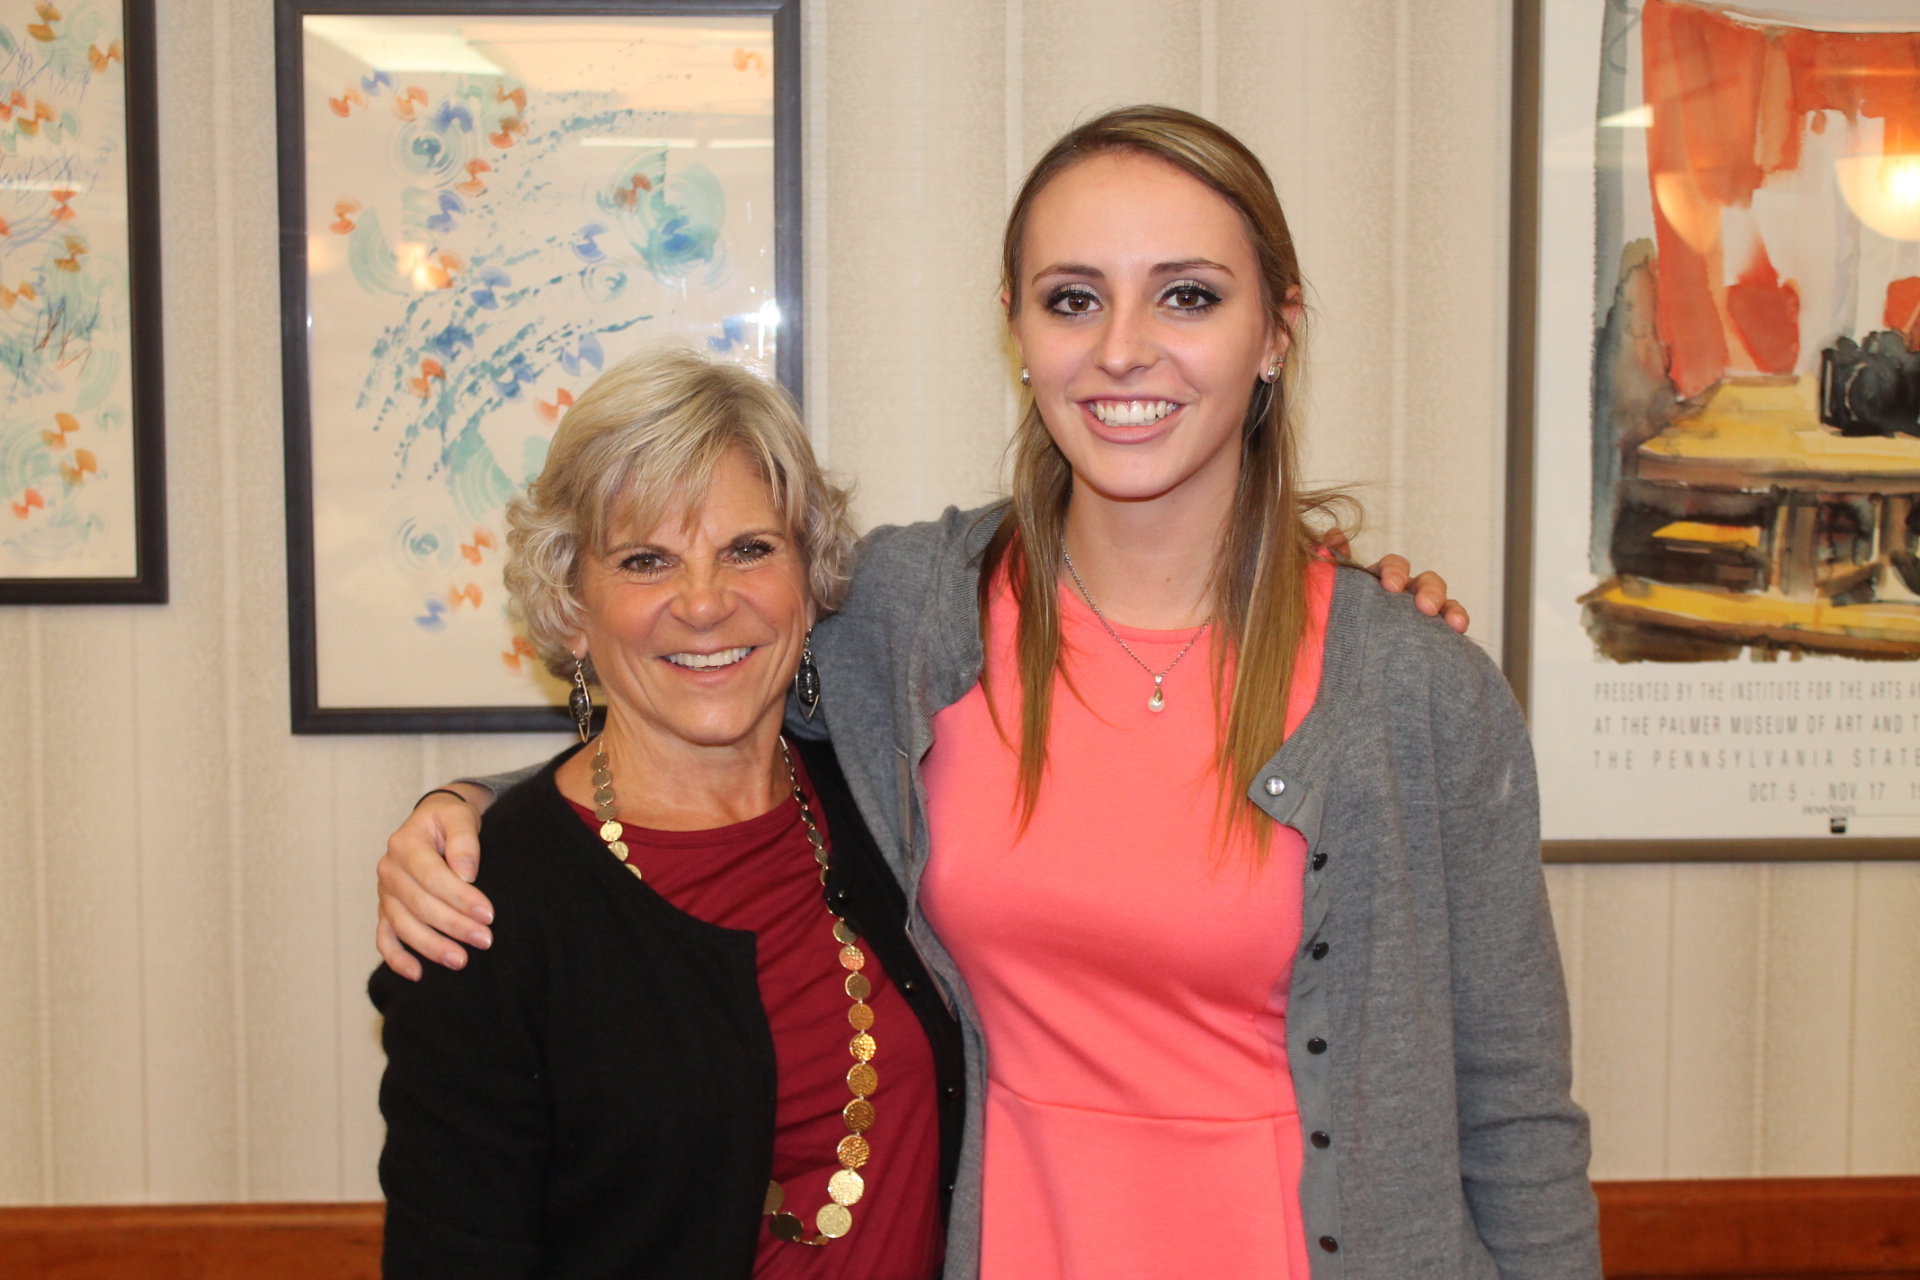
[1434,649,1601,1278]
[383,535,1464,980]
[376,767,537,980]
[370,936,549,1278]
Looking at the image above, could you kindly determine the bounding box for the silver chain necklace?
[1059,535,1211,713]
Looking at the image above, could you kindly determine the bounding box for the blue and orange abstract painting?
[0,0,139,579]
[300,15,778,710]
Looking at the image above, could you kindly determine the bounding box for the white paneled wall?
[0,0,1914,1205]
[1549,861,1920,1178]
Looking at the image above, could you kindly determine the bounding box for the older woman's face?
[571,447,811,752]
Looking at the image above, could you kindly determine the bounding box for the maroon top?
[567,755,944,1280]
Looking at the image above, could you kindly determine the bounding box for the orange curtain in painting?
[1643,0,1920,398]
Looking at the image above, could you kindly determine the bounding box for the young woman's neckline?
[1054,575,1217,645]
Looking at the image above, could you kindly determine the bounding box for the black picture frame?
[1503,0,1917,863]
[0,0,168,605]
[276,0,802,733]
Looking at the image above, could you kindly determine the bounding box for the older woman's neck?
[557,719,791,831]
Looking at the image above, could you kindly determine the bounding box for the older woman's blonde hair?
[504,347,855,680]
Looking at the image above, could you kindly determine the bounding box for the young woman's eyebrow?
[1030,258,1235,285]
[1152,258,1233,275]
[1031,262,1104,284]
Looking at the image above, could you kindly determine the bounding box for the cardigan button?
[1319,1236,1339,1253]
[1307,1037,1327,1055]
[1264,776,1286,796]
[944,1085,960,1099]
[1311,852,1327,871]
[900,979,916,993]
[1311,942,1329,960]
[1310,1131,1331,1148]
[832,889,851,905]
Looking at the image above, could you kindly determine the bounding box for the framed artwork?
[0,0,167,604]
[277,0,800,732]
[1509,0,1920,860]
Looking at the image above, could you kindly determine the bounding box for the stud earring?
[1019,366,1031,387]
[570,656,593,743]
[1263,360,1283,383]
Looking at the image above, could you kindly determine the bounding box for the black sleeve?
[370,938,550,1279]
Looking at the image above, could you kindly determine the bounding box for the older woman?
[369,349,962,1279]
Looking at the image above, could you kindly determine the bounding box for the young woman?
[378,107,1597,1279]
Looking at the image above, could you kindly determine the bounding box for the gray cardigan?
[472,502,1601,1280]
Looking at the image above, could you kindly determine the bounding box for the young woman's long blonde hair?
[979,104,1350,854]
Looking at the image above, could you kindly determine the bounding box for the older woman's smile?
[663,645,756,670]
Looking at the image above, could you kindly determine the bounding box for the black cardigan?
[370,738,965,1280]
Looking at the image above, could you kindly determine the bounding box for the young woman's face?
[570,447,813,753]
[1008,151,1285,507]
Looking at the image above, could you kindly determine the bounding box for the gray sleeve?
[782,517,910,745]
[782,685,830,741]
[453,765,542,800]
[1434,647,1602,1279]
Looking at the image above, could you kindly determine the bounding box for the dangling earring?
[1019,366,1031,387]
[795,634,821,720]
[570,656,593,744]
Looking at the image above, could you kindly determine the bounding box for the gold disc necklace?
[585,734,878,1246]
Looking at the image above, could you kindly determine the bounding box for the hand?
[375,784,497,981]
[1323,531,1470,634]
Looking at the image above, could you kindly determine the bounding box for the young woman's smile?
[1079,397,1188,447]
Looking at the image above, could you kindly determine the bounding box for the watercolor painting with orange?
[297,15,779,712]
[0,1,141,580]
[1588,0,1920,662]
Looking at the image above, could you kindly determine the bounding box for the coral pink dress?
[919,560,1332,1280]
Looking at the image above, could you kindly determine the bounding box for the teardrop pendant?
[1148,680,1165,712]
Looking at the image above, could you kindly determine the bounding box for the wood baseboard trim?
[0,1177,1913,1278]
[0,1201,384,1280]
[1598,1177,1920,1277]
